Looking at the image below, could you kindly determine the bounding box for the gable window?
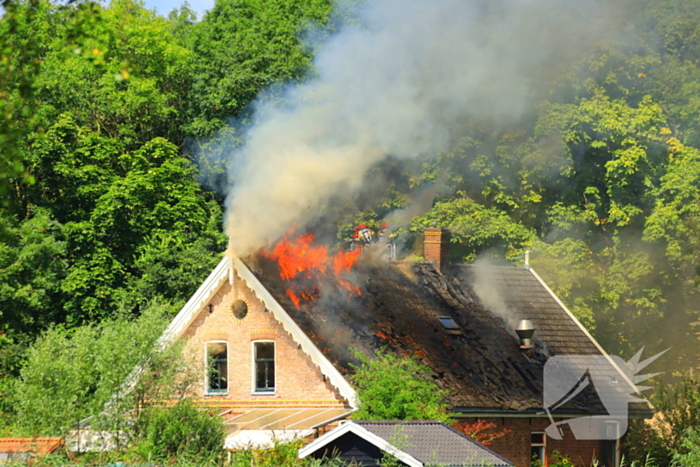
[254,341,275,393]
[531,432,546,466]
[205,342,228,394]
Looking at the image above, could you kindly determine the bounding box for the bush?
[349,347,452,422]
[622,420,672,465]
[135,400,225,461]
[673,428,700,466]
[12,306,172,437]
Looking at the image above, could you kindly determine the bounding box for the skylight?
[438,316,459,330]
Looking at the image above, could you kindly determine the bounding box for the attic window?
[438,316,459,330]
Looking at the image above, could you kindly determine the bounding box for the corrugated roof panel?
[226,408,352,431]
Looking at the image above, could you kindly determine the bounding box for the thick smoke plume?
[221,0,622,253]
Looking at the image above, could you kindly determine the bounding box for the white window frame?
[605,421,621,467]
[251,340,276,395]
[204,340,229,396]
[531,431,546,466]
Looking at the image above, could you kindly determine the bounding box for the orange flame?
[262,232,362,309]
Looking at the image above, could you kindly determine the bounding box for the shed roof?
[0,437,75,461]
[0,438,65,455]
[298,420,513,466]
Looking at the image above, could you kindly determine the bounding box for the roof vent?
[515,319,535,350]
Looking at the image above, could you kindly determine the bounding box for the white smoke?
[220,0,620,253]
[470,256,520,330]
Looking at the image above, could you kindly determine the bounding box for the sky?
[141,0,212,19]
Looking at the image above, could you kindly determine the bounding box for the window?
[438,316,459,330]
[531,432,546,466]
[603,421,621,467]
[205,342,228,394]
[254,341,275,393]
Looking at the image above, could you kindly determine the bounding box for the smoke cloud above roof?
[218,0,625,253]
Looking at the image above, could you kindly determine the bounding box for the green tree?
[0,0,44,200]
[349,348,452,423]
[184,0,333,137]
[27,0,195,151]
[412,195,536,262]
[1,116,226,333]
[11,305,193,438]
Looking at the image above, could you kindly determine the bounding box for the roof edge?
[527,267,651,409]
[159,256,231,346]
[232,256,358,408]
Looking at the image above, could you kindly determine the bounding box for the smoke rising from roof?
[219,0,622,253]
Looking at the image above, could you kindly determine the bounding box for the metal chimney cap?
[516,319,534,332]
[515,319,535,350]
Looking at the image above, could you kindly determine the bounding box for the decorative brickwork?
[182,271,347,409]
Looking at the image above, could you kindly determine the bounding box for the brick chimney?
[423,227,451,268]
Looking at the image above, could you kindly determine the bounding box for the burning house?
[160,228,651,467]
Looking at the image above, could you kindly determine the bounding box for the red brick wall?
[424,228,451,265]
[457,417,609,467]
[182,270,347,406]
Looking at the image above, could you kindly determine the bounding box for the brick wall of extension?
[182,270,346,411]
[458,416,611,467]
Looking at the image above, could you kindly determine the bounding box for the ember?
[262,232,362,309]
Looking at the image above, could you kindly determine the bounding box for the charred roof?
[246,255,645,415]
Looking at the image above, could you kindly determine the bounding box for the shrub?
[135,400,225,461]
[349,347,452,423]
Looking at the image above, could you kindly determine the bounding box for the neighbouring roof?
[298,420,513,467]
[0,438,75,460]
[243,256,647,415]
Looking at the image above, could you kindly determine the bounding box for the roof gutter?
[451,407,654,419]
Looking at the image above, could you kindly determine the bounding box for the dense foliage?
[349,348,452,423]
[11,307,200,438]
[135,400,225,461]
[623,376,700,464]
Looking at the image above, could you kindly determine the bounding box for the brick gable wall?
[182,270,347,408]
